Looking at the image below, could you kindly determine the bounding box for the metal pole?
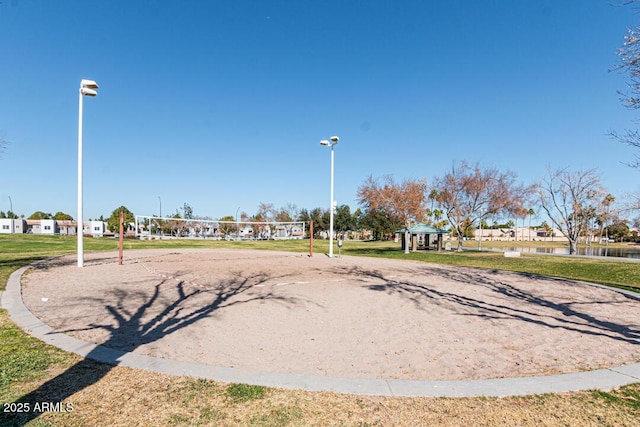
[158,196,162,238]
[309,220,313,257]
[77,90,84,268]
[236,207,240,240]
[329,144,335,257]
[8,196,12,216]
[118,211,124,265]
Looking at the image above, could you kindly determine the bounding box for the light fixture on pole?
[77,79,99,268]
[319,135,339,257]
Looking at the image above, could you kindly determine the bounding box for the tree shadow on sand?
[336,265,640,346]
[2,262,296,426]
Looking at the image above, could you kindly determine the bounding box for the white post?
[77,89,84,267]
[77,79,98,267]
[329,144,335,258]
[320,136,338,257]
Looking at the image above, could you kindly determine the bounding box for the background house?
[0,218,26,234]
[40,219,58,235]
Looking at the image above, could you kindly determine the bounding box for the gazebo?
[396,223,449,252]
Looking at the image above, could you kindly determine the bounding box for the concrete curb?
[2,263,639,398]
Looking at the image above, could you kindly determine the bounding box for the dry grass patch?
[4,363,633,426]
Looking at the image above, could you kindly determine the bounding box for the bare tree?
[538,167,605,254]
[256,202,276,222]
[281,203,299,221]
[612,192,640,228]
[432,162,531,251]
[611,1,640,167]
[275,207,293,222]
[357,175,427,254]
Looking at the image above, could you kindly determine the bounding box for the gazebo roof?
[396,223,449,235]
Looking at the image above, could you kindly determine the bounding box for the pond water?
[485,246,640,259]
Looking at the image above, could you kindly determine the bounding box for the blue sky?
[1,0,638,221]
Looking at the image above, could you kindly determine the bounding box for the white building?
[474,227,568,242]
[40,219,58,235]
[2,219,108,236]
[0,218,26,234]
[87,220,106,237]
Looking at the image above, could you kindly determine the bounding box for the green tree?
[334,204,355,238]
[606,221,630,242]
[28,211,52,220]
[53,211,74,221]
[359,208,397,241]
[181,203,194,219]
[297,208,311,224]
[106,206,135,233]
[309,208,328,237]
[540,221,554,241]
[352,207,363,229]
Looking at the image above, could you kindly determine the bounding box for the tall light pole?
[158,196,162,218]
[77,79,99,268]
[320,136,339,257]
[8,195,12,217]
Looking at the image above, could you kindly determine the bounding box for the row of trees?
[0,211,76,220]
[355,163,630,254]
[0,211,19,219]
[355,163,532,253]
[128,160,634,253]
[10,162,633,252]
[159,162,625,254]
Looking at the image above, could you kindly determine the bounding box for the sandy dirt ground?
[19,249,640,381]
